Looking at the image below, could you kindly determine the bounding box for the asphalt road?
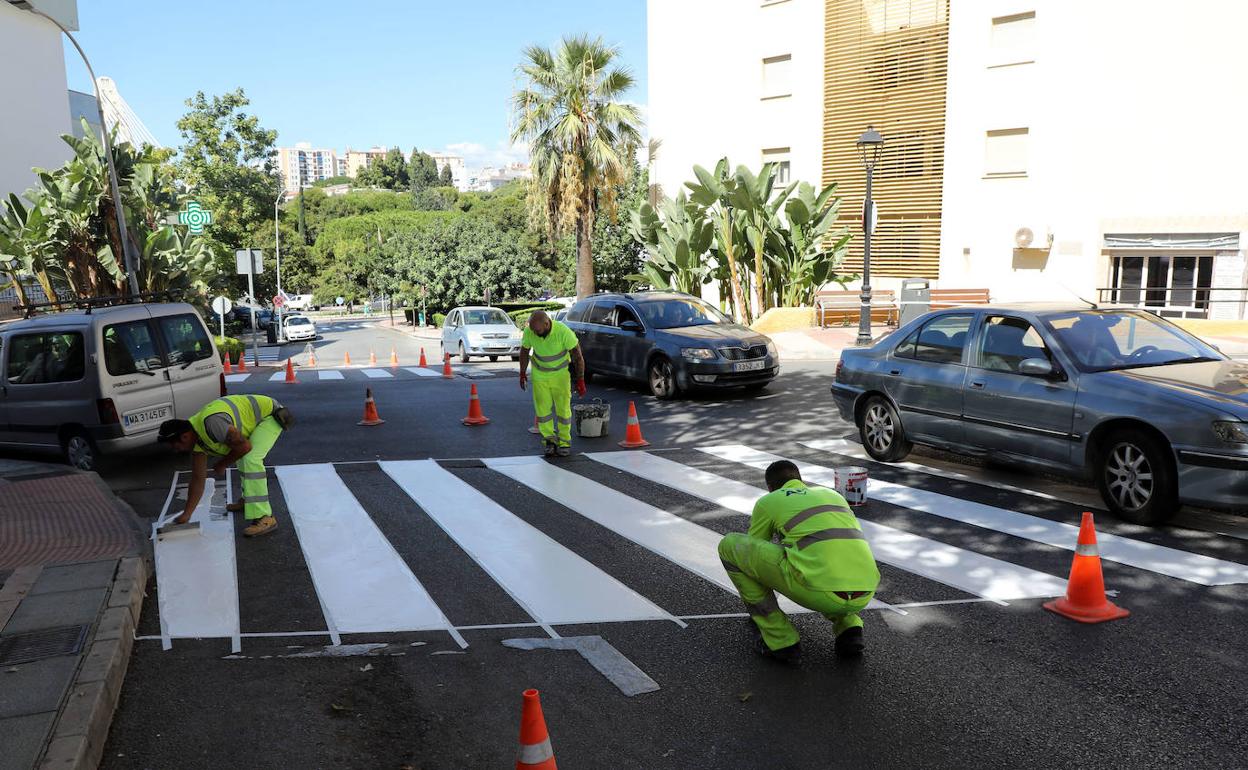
[78,321,1248,768]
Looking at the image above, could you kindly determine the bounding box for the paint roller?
[156,519,202,539]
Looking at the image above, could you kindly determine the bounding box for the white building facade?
[276,143,339,192]
[428,152,468,191]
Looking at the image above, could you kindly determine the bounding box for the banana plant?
[733,162,797,316]
[686,159,752,323]
[627,191,714,294]
[769,181,853,306]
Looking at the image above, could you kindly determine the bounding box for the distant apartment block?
[469,162,531,192]
[428,152,468,191]
[343,147,389,178]
[277,143,339,192]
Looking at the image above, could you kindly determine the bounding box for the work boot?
[243,515,278,538]
[556,445,571,457]
[753,637,802,665]
[543,440,557,458]
[835,626,865,658]
[225,502,244,513]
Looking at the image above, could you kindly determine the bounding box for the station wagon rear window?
[5,332,85,384]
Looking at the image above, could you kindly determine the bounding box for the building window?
[984,128,1028,177]
[762,148,791,183]
[1110,253,1214,318]
[761,54,792,99]
[990,11,1035,67]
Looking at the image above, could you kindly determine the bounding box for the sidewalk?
[0,460,149,770]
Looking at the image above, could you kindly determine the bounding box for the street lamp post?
[21,4,141,297]
[274,190,283,341]
[855,126,885,347]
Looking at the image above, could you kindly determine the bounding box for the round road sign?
[336,296,345,306]
[211,296,232,315]
[273,295,285,308]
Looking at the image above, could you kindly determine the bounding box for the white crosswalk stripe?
[150,445,1246,650]
[317,370,344,380]
[361,369,393,378]
[404,367,441,377]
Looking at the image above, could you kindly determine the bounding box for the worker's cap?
[156,419,194,443]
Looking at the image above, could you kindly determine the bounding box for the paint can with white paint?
[834,466,869,506]
[572,399,611,438]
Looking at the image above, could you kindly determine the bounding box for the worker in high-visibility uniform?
[519,310,586,457]
[719,460,880,664]
[157,395,291,537]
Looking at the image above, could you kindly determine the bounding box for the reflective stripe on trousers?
[236,416,282,520]
[531,375,572,447]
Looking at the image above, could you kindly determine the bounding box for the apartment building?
[276,143,339,192]
[343,146,389,178]
[428,151,468,191]
[648,0,1248,318]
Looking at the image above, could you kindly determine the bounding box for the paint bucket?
[834,466,869,506]
[572,399,611,438]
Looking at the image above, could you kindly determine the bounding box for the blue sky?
[64,0,647,170]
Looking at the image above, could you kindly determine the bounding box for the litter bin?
[266,323,278,344]
[899,278,930,326]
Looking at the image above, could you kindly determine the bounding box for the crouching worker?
[719,460,880,664]
[157,395,293,537]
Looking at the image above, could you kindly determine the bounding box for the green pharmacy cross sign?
[178,201,213,234]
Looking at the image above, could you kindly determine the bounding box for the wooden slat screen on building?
[823,0,950,279]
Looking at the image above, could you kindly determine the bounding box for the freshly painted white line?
[361,369,393,379]
[404,367,441,378]
[317,370,345,381]
[380,460,675,626]
[589,451,1067,601]
[699,445,1248,586]
[485,456,900,615]
[154,477,242,649]
[268,371,287,382]
[224,373,251,383]
[274,464,454,634]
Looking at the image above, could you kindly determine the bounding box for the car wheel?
[459,342,470,363]
[489,355,499,362]
[858,396,912,462]
[62,431,96,471]
[1096,429,1177,525]
[648,356,679,400]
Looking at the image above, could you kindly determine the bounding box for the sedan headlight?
[766,340,778,358]
[681,347,717,361]
[1211,421,1248,444]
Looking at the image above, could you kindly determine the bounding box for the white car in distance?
[441,306,522,362]
[283,314,318,342]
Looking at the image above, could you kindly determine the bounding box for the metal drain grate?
[0,625,89,666]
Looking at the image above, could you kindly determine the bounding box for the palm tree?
[511,35,642,298]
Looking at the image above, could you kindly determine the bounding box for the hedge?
[214,335,244,363]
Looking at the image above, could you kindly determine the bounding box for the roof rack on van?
[15,290,182,319]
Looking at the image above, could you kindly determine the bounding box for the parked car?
[441,306,523,362]
[282,314,318,342]
[285,294,319,311]
[0,302,224,470]
[563,291,778,399]
[832,304,1247,524]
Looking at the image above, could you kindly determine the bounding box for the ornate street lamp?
[855,126,885,346]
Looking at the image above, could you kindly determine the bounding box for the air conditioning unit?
[1014,225,1053,249]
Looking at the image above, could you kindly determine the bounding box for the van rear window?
[156,314,213,365]
[103,321,163,375]
[6,332,85,384]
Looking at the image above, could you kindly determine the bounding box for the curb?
[38,555,149,769]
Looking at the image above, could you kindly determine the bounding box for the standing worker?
[719,460,880,664]
[157,395,293,537]
[518,309,586,457]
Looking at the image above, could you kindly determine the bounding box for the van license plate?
[123,405,171,429]
[733,360,766,372]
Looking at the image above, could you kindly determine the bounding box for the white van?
[0,302,224,470]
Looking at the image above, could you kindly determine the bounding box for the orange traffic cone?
[343,351,352,367]
[389,347,399,367]
[1044,512,1129,623]
[515,689,556,770]
[442,352,454,379]
[223,356,232,374]
[462,383,490,426]
[528,415,540,434]
[284,359,297,384]
[308,348,318,367]
[618,401,650,448]
[419,347,427,367]
[358,388,385,426]
[369,348,377,367]
[236,354,247,373]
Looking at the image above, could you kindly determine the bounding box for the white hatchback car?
[441,306,522,362]
[283,314,318,341]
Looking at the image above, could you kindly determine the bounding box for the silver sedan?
[832,304,1246,524]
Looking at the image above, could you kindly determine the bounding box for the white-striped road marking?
[274,464,456,635]
[361,369,393,379]
[268,371,289,382]
[317,370,344,380]
[224,373,251,383]
[455,367,495,378]
[699,445,1248,586]
[380,460,676,626]
[484,456,897,614]
[588,451,1068,601]
[153,477,241,651]
[404,367,442,378]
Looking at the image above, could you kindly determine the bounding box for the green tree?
[174,89,280,254]
[309,209,454,304]
[627,191,714,294]
[366,148,409,191]
[511,34,643,298]
[408,149,440,192]
[412,186,459,212]
[439,164,454,186]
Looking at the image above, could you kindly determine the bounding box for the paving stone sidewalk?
[0,460,149,770]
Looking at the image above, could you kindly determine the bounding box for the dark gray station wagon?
[832,304,1248,524]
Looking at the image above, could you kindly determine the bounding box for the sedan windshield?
[286,317,310,326]
[1044,310,1223,372]
[463,309,513,326]
[637,298,729,329]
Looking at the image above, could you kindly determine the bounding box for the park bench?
[929,288,991,310]
[815,289,898,328]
